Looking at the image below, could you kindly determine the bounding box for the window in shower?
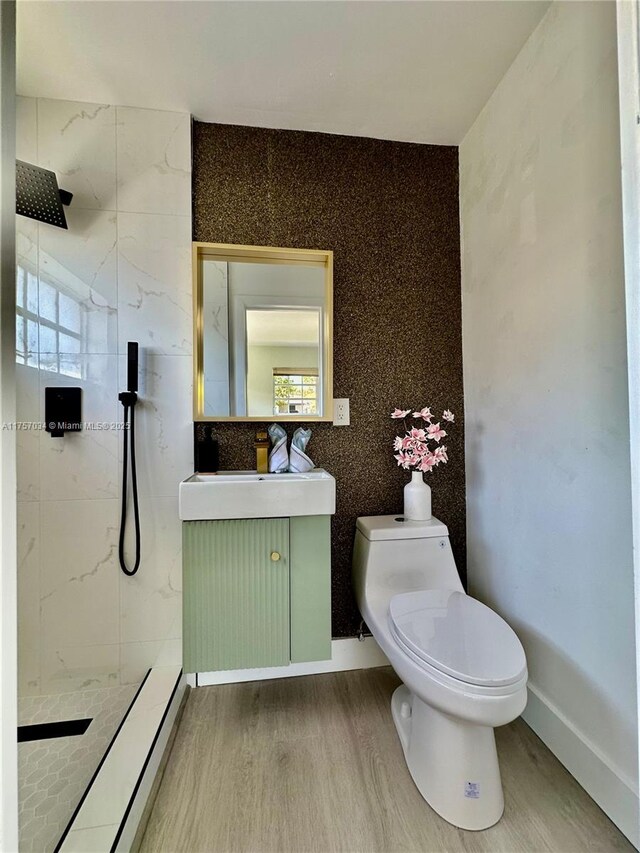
[15,262,38,368]
[16,263,84,378]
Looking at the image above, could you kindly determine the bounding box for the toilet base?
[391,685,504,831]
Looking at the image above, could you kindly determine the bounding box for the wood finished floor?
[140,668,633,853]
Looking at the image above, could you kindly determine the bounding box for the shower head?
[127,342,139,393]
[16,160,72,229]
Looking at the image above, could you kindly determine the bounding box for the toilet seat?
[388,589,527,688]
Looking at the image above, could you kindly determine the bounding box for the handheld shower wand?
[119,342,141,576]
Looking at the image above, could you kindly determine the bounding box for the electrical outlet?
[333,398,350,426]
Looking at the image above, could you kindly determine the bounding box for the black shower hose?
[118,393,141,576]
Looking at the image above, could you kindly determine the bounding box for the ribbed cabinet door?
[183,518,290,672]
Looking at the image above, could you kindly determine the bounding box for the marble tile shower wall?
[16,97,192,696]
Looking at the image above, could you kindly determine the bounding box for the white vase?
[404,471,432,521]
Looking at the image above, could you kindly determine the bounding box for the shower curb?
[54,665,185,853]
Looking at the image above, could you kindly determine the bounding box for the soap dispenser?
[194,424,219,473]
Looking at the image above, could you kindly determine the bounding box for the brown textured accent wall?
[193,122,464,638]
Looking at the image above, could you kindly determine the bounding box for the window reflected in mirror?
[273,370,319,416]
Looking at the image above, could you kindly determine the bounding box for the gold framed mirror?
[193,243,333,421]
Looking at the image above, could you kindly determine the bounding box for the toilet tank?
[352,515,464,609]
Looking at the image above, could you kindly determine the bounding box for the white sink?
[179,469,336,521]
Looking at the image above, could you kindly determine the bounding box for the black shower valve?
[44,387,81,437]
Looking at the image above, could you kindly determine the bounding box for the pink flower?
[413,407,433,422]
[390,404,453,471]
[418,451,436,473]
[394,451,412,469]
[427,423,447,442]
[433,445,448,464]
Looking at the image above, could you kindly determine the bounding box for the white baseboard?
[523,682,639,848]
[187,636,389,688]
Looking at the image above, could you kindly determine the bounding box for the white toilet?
[353,514,527,831]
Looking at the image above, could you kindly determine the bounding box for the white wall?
[1,3,18,849]
[460,1,638,843]
[202,260,229,416]
[616,3,640,842]
[247,345,318,415]
[15,98,192,696]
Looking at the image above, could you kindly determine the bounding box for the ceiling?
[17,0,549,146]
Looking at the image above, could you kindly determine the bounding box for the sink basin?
[179,469,336,520]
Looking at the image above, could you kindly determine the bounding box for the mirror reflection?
[196,245,332,421]
[246,309,320,416]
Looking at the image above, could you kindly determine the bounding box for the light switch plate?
[333,398,350,426]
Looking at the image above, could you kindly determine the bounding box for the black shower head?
[16,160,72,229]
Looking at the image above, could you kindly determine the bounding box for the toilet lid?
[389,589,527,687]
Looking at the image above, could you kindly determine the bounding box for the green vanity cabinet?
[183,515,331,673]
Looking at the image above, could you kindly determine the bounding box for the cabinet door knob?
[270,551,281,562]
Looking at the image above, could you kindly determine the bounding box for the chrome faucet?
[255,431,269,474]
